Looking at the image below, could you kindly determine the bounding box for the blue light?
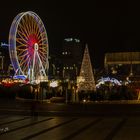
[1,42,9,47]
[13,75,27,80]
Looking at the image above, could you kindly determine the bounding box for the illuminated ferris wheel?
[9,11,49,83]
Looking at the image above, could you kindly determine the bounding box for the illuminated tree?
[77,44,96,92]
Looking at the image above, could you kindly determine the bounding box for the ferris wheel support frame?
[30,43,47,83]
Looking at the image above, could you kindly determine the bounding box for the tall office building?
[61,38,83,80]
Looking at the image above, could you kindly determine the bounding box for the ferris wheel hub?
[34,43,39,51]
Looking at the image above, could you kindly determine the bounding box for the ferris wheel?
[9,11,49,83]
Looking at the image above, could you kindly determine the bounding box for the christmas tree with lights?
[77,44,96,92]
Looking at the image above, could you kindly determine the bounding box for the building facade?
[104,52,140,77]
[61,38,83,81]
[0,45,11,76]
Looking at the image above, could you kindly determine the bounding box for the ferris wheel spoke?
[38,22,44,32]
[19,60,27,70]
[39,44,48,52]
[37,28,45,40]
[21,63,28,73]
[17,48,28,54]
[18,54,29,61]
[19,58,27,67]
[19,53,30,63]
[39,49,47,55]
[18,50,28,59]
[39,50,47,57]
[39,30,47,38]
[35,26,41,39]
[38,34,47,43]
[38,43,47,48]
[30,16,37,33]
[22,17,31,37]
[29,17,35,35]
[39,51,47,58]
[18,26,28,38]
[40,31,47,38]
[31,16,36,30]
[19,55,30,71]
[28,16,33,33]
[36,32,42,42]
[29,17,36,34]
[39,54,47,64]
[17,29,29,41]
[34,21,39,33]
[39,51,47,56]
[36,23,44,37]
[17,31,28,44]
[40,53,47,59]
[16,38,28,46]
[37,37,47,44]
[25,15,32,34]
[17,44,27,49]
[18,23,30,38]
[31,17,35,34]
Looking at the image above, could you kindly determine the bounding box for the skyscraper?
[61,38,83,80]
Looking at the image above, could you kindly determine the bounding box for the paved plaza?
[1,99,140,139]
[0,115,140,140]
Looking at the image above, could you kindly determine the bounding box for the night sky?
[0,0,140,69]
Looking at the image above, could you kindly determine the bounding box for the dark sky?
[0,0,140,69]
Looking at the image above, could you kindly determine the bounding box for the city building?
[61,38,83,81]
[104,52,140,77]
[0,45,10,76]
[0,52,4,71]
[48,54,62,80]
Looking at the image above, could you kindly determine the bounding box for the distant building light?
[74,39,80,42]
[64,38,80,42]
[64,38,73,42]
[62,52,69,55]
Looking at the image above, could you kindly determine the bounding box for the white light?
[83,99,86,103]
[96,77,121,87]
[50,81,58,87]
